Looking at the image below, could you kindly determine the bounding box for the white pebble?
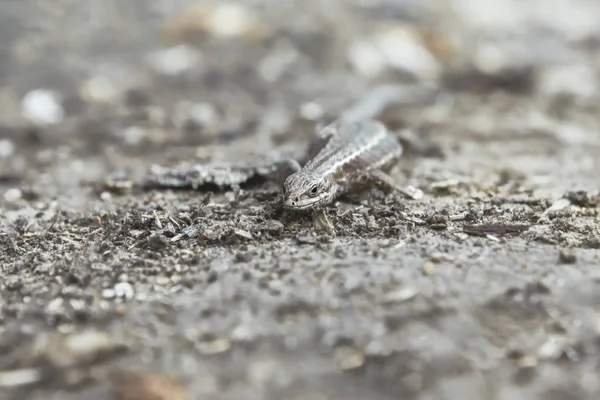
[81,75,120,103]
[375,27,440,81]
[537,64,599,99]
[190,102,219,126]
[0,139,14,158]
[300,102,324,121]
[122,126,146,145]
[3,188,22,202]
[207,3,255,38]
[21,89,64,125]
[347,39,386,78]
[147,45,202,76]
[100,191,112,202]
[114,282,134,301]
[542,198,571,217]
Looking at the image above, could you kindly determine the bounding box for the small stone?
[122,126,147,145]
[401,372,423,392]
[515,353,538,368]
[382,287,418,304]
[45,297,65,314]
[255,220,284,235]
[430,179,460,193]
[402,186,424,200]
[114,282,134,301]
[0,368,42,388]
[538,336,567,360]
[147,45,202,76]
[558,249,576,264]
[21,89,64,125]
[197,337,231,355]
[81,75,120,103]
[422,262,435,276]
[0,139,14,158]
[3,188,22,202]
[147,234,169,250]
[374,26,441,81]
[230,324,256,343]
[206,3,258,38]
[364,340,394,358]
[300,102,324,121]
[541,198,571,217]
[190,102,219,126]
[347,39,387,78]
[233,229,253,240]
[100,191,112,201]
[42,330,127,368]
[234,251,254,263]
[334,347,365,370]
[155,276,170,286]
[102,289,116,299]
[111,369,189,400]
[429,252,453,263]
[537,64,598,99]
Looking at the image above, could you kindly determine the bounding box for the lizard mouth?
[282,196,323,211]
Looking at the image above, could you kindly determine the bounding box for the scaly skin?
[282,119,403,211]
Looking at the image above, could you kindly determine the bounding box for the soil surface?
[1,1,600,399]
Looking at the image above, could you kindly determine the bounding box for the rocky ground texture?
[1,0,600,399]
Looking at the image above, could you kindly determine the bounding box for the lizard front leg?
[312,208,335,233]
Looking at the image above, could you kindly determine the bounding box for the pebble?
[230,324,257,342]
[375,26,441,81]
[334,347,365,370]
[147,45,202,76]
[348,27,442,80]
[81,75,120,103]
[122,126,147,145]
[206,3,259,38]
[41,330,126,368]
[300,102,325,121]
[45,297,65,314]
[3,188,22,202]
[111,369,189,400]
[0,139,14,158]
[0,368,42,387]
[100,191,112,202]
[114,282,135,301]
[558,249,577,264]
[537,64,599,99]
[258,46,299,82]
[197,337,231,355]
[155,276,170,286]
[541,198,571,217]
[21,89,64,125]
[189,102,219,126]
[422,262,436,276]
[234,229,253,240]
[347,39,387,78]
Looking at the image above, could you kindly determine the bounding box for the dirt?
[1,1,600,399]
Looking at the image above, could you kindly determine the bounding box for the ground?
[1,1,600,399]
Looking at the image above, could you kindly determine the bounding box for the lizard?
[281,118,421,230]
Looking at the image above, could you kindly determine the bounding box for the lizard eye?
[309,186,318,196]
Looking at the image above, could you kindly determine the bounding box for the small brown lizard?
[282,119,420,230]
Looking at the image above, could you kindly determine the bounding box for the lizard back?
[304,120,403,177]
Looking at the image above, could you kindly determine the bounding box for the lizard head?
[282,171,336,210]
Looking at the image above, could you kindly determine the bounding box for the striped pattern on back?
[305,120,403,177]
